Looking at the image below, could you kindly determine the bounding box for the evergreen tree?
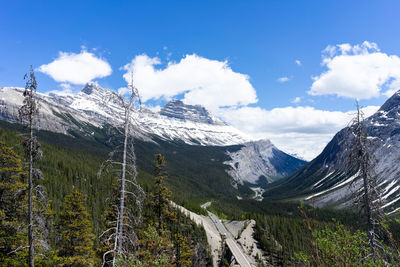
[173,233,193,267]
[56,189,96,266]
[137,225,173,266]
[99,182,141,266]
[99,205,117,265]
[294,222,400,266]
[152,154,176,234]
[0,141,28,265]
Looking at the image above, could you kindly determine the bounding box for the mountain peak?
[81,82,103,95]
[379,89,400,113]
[160,99,225,125]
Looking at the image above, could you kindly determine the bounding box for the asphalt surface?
[207,211,252,267]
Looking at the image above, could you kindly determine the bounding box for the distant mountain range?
[4,83,399,210]
[0,83,306,196]
[264,90,400,212]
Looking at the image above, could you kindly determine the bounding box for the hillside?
[264,90,400,211]
[0,84,306,192]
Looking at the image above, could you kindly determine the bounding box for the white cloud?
[123,53,381,160]
[45,83,76,96]
[277,76,290,83]
[147,105,162,113]
[309,41,400,99]
[383,88,398,98]
[291,96,301,104]
[38,50,112,85]
[217,105,379,160]
[122,54,257,111]
[118,87,130,96]
[295,59,301,66]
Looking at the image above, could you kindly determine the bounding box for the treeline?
[0,128,212,266]
[208,193,400,266]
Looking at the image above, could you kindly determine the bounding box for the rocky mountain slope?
[0,83,248,146]
[0,83,305,190]
[264,90,400,211]
[225,139,306,185]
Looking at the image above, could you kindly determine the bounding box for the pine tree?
[137,225,173,266]
[173,233,193,267]
[56,189,96,266]
[99,183,140,266]
[152,154,176,234]
[0,141,28,265]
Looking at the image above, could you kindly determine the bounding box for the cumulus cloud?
[277,76,290,83]
[38,50,112,84]
[122,53,381,160]
[122,54,258,111]
[45,83,78,96]
[309,41,400,99]
[217,105,379,160]
[291,96,302,104]
[295,59,301,66]
[117,87,131,96]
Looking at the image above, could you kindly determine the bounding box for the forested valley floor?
[1,120,400,266]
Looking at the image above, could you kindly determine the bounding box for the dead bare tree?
[18,66,43,267]
[98,76,145,266]
[349,101,383,263]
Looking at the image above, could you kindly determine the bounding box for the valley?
[1,83,400,266]
[2,2,399,266]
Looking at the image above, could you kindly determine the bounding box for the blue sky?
[1,1,400,159]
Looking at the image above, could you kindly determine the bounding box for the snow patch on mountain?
[1,83,309,192]
[275,89,400,210]
[160,99,225,125]
[0,84,251,146]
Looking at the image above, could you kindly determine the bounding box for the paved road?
[200,201,211,209]
[207,211,252,267]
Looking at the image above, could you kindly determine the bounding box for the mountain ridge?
[0,83,306,190]
[264,90,400,211]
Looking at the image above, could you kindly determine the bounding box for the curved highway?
[204,206,252,267]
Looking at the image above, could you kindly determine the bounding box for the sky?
[1,0,400,160]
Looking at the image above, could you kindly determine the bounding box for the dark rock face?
[160,100,225,125]
[265,90,400,210]
[81,82,101,95]
[224,139,307,187]
[0,84,307,197]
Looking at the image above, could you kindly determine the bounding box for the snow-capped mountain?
[160,99,225,126]
[0,83,249,146]
[0,83,305,187]
[264,90,400,211]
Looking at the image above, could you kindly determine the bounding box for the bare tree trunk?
[28,114,34,267]
[362,165,376,262]
[19,67,39,267]
[356,105,376,262]
[114,108,130,265]
[101,75,143,266]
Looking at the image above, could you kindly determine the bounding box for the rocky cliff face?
[160,99,225,125]
[264,90,400,211]
[0,83,248,146]
[225,139,306,185]
[0,83,306,191]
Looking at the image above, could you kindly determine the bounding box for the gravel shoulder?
[172,202,221,267]
[236,219,266,266]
